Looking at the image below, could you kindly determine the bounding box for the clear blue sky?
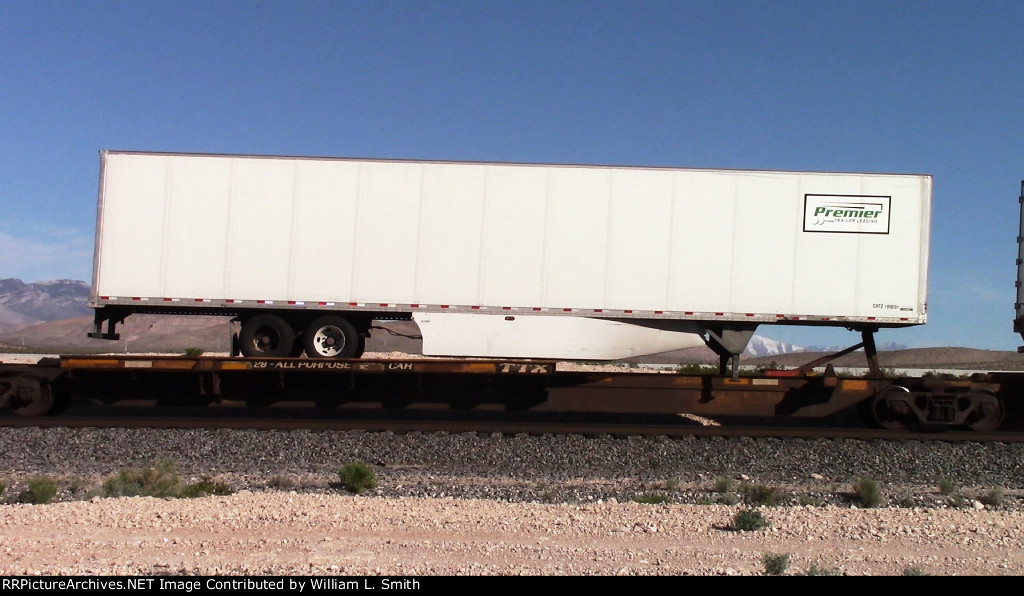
[1,1,1022,350]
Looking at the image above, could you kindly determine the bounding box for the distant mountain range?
[0,278,92,334]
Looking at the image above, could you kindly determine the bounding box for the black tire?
[303,315,359,358]
[238,314,296,357]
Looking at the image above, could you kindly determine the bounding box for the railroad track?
[4,403,1022,443]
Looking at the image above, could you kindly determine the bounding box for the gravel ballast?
[0,426,1022,575]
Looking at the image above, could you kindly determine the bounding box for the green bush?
[184,347,205,357]
[716,493,739,506]
[102,461,232,499]
[179,477,232,499]
[797,495,822,507]
[742,484,783,506]
[979,487,1004,507]
[102,460,182,498]
[862,367,897,378]
[937,479,957,496]
[853,478,882,508]
[903,566,926,576]
[338,463,379,494]
[632,493,671,505]
[20,476,58,504]
[731,508,769,532]
[675,363,718,375]
[713,476,734,493]
[763,552,790,576]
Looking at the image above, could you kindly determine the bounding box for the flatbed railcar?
[0,351,1014,432]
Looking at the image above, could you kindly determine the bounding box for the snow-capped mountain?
[743,335,804,356]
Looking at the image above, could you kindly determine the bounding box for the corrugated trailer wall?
[93,152,930,325]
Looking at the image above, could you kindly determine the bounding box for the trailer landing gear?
[703,326,756,381]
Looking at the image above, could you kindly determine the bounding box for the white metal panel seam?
[665,172,678,310]
[159,157,173,298]
[286,160,299,301]
[412,163,426,300]
[223,158,236,297]
[727,174,740,314]
[349,161,364,297]
[540,167,552,307]
[791,177,803,317]
[476,166,490,306]
[853,174,864,319]
[602,168,614,309]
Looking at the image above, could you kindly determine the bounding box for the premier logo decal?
[803,194,890,234]
[812,204,883,220]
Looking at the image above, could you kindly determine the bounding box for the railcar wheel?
[238,314,295,357]
[303,316,359,358]
[964,391,1004,432]
[8,378,55,417]
[870,386,913,430]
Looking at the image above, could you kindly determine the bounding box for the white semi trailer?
[89,151,931,371]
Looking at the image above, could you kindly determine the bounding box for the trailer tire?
[303,316,359,358]
[238,314,295,358]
